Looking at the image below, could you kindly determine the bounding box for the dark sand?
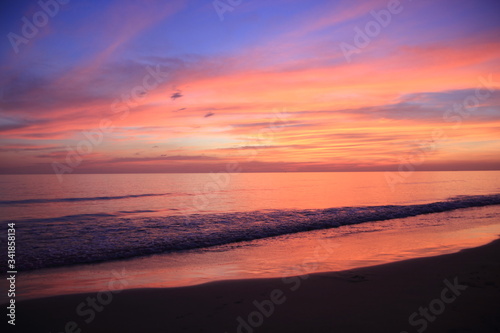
[15,238,500,333]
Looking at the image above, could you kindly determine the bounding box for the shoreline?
[16,238,500,332]
[6,205,500,303]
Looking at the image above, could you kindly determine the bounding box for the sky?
[0,0,499,174]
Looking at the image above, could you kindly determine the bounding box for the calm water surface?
[1,171,499,221]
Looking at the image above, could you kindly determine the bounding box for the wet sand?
[14,238,500,333]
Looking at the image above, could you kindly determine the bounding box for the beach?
[2,173,500,332]
[16,238,500,332]
[2,0,500,330]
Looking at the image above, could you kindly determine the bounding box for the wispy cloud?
[0,0,499,173]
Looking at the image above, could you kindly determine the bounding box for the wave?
[0,193,173,205]
[4,193,500,271]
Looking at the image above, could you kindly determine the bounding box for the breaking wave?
[4,193,500,271]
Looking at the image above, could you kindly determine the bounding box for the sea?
[1,171,500,300]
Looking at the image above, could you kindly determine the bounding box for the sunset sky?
[0,0,499,174]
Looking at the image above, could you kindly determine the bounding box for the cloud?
[0,114,47,132]
[0,145,65,153]
[1,0,499,173]
[171,91,183,100]
[107,155,220,163]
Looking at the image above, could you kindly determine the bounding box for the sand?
[14,238,500,333]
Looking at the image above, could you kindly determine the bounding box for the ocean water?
[1,171,500,272]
